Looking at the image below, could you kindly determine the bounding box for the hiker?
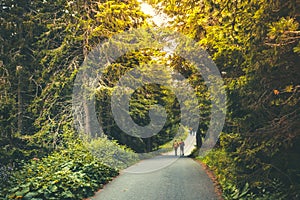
[179,139,185,156]
[173,140,179,156]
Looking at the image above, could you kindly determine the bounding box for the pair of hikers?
[173,139,185,156]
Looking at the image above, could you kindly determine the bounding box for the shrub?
[87,137,139,169]
[4,143,118,200]
[199,133,294,200]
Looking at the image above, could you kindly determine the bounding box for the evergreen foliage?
[1,0,299,199]
[148,0,300,198]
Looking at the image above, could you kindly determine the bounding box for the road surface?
[90,135,220,200]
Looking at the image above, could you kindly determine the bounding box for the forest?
[0,0,299,199]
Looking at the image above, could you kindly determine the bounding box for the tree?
[96,50,181,153]
[148,0,300,198]
[28,0,148,150]
[0,0,46,165]
[0,0,148,162]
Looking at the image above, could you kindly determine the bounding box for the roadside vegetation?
[1,0,299,199]
[148,0,300,199]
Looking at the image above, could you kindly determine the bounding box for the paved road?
[90,136,219,200]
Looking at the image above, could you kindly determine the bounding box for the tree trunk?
[17,66,23,134]
[83,97,92,136]
[196,129,202,148]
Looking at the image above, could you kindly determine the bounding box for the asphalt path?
[90,135,219,200]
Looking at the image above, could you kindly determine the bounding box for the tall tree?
[148,0,300,198]
[0,0,45,164]
[27,0,147,149]
[0,0,148,162]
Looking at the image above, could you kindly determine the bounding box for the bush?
[199,148,255,199]
[199,133,295,200]
[3,143,118,200]
[87,137,139,169]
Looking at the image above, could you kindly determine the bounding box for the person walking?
[173,140,179,156]
[179,139,185,156]
[189,128,192,135]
